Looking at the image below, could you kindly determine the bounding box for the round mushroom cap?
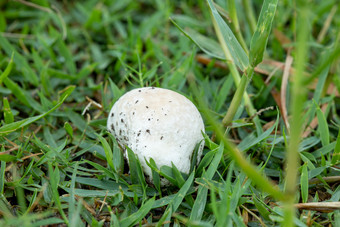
[107,87,205,184]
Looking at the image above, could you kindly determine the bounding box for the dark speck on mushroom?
[146,129,150,134]
[133,112,135,115]
[160,136,163,140]
[135,100,139,104]
[138,90,141,92]
[111,124,114,131]
[121,119,124,123]
[119,130,122,135]
[148,118,151,121]
[111,113,114,117]
[169,101,172,103]
[146,106,149,109]
[137,132,140,136]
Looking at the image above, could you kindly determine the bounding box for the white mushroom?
[107,87,205,185]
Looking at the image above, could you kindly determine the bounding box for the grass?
[0,0,340,226]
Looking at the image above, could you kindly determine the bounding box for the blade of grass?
[98,133,116,172]
[0,86,75,136]
[226,0,248,54]
[190,143,223,221]
[0,35,39,85]
[68,162,79,224]
[159,171,195,227]
[120,197,155,227]
[331,131,340,165]
[300,163,308,203]
[48,162,68,225]
[249,0,278,67]
[316,103,330,147]
[206,0,249,71]
[2,98,14,124]
[0,161,6,195]
[0,53,13,85]
[3,77,44,113]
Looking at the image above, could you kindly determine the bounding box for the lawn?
[0,0,340,226]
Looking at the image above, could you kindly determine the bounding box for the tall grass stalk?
[283,1,311,226]
[210,8,261,132]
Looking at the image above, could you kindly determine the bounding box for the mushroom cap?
[107,87,205,184]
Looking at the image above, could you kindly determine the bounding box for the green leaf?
[149,158,161,194]
[0,86,75,136]
[56,38,77,75]
[206,0,249,71]
[0,36,39,85]
[64,122,73,139]
[126,146,146,188]
[120,197,155,227]
[0,154,16,162]
[2,98,14,124]
[300,163,309,203]
[98,134,115,171]
[331,130,340,165]
[3,77,44,112]
[190,143,223,221]
[171,162,186,187]
[159,171,195,227]
[316,105,329,146]
[48,163,68,224]
[253,195,271,220]
[0,53,13,85]
[0,161,6,194]
[171,19,225,60]
[249,0,278,67]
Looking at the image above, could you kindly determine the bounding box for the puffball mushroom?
[107,87,205,184]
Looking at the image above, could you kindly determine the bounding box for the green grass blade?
[300,163,309,203]
[120,197,155,227]
[160,171,195,226]
[331,130,340,165]
[2,98,14,124]
[48,162,68,225]
[0,161,5,194]
[149,158,161,194]
[206,0,249,71]
[190,143,223,221]
[316,104,330,146]
[126,146,146,189]
[68,162,79,224]
[3,77,44,113]
[56,38,77,75]
[249,0,278,67]
[253,195,271,220]
[170,18,225,59]
[98,134,115,172]
[0,35,39,85]
[0,53,13,85]
[171,162,186,187]
[0,86,75,136]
